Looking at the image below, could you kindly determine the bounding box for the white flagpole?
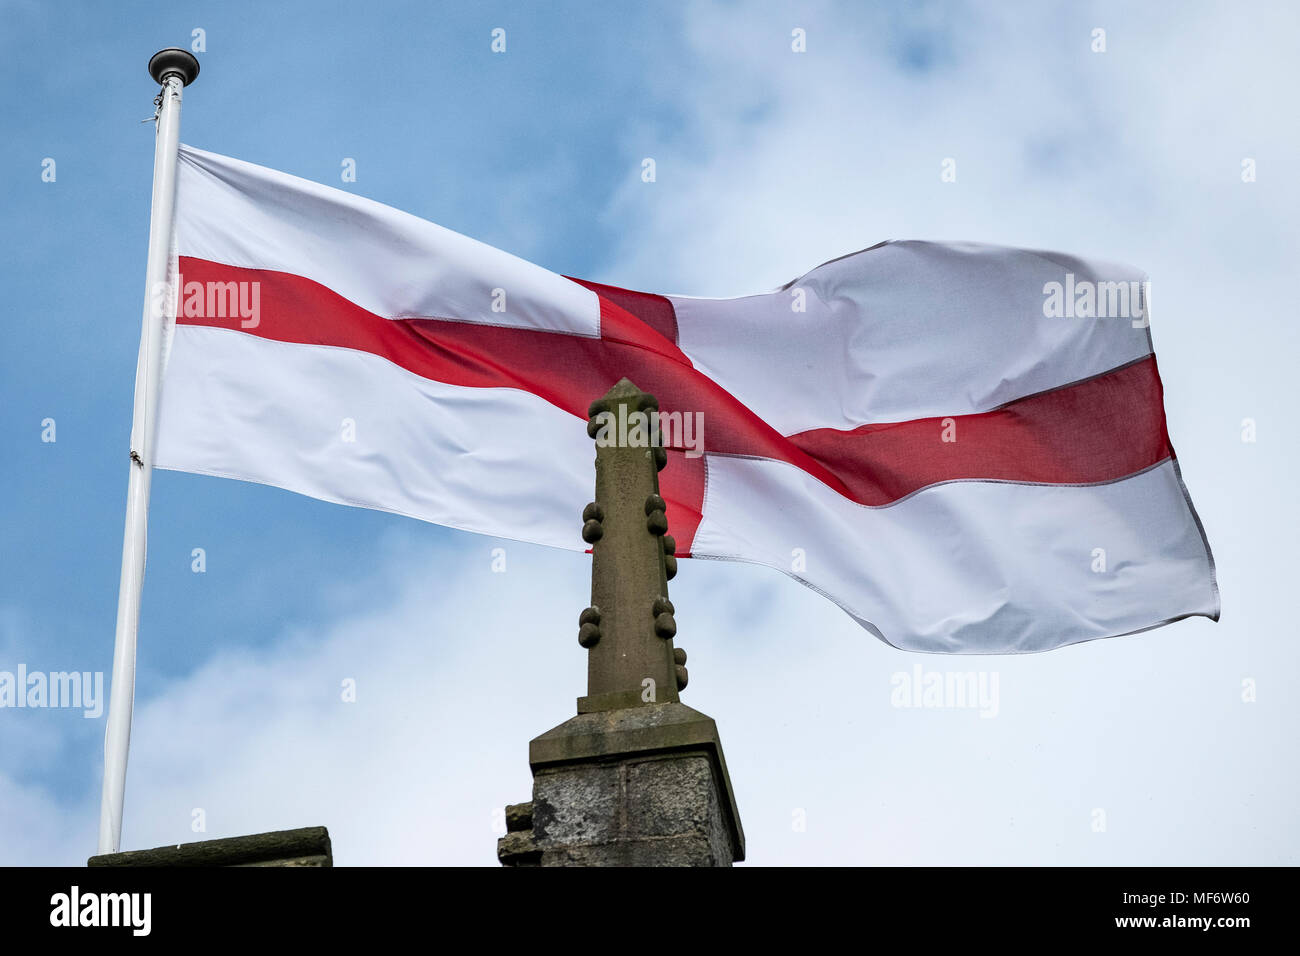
[97,48,200,856]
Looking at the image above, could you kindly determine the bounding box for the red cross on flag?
[157,145,1218,654]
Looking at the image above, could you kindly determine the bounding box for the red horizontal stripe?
[790,357,1172,504]
[175,258,1171,552]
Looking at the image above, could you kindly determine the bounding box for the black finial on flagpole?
[148,48,200,87]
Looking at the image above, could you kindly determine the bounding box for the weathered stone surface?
[521,751,735,867]
[239,854,331,867]
[627,757,733,864]
[539,835,719,867]
[581,379,680,713]
[504,702,744,866]
[532,763,622,846]
[504,801,534,833]
[625,756,715,836]
[496,830,543,866]
[88,826,332,867]
[527,701,744,857]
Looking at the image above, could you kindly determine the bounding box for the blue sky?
[2,0,1297,865]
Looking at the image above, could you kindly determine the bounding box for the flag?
[157,145,1218,653]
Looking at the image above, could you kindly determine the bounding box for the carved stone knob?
[654,612,676,639]
[578,607,602,648]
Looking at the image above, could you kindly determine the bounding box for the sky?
[1,0,1296,865]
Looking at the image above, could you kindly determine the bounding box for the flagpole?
[97,48,200,856]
